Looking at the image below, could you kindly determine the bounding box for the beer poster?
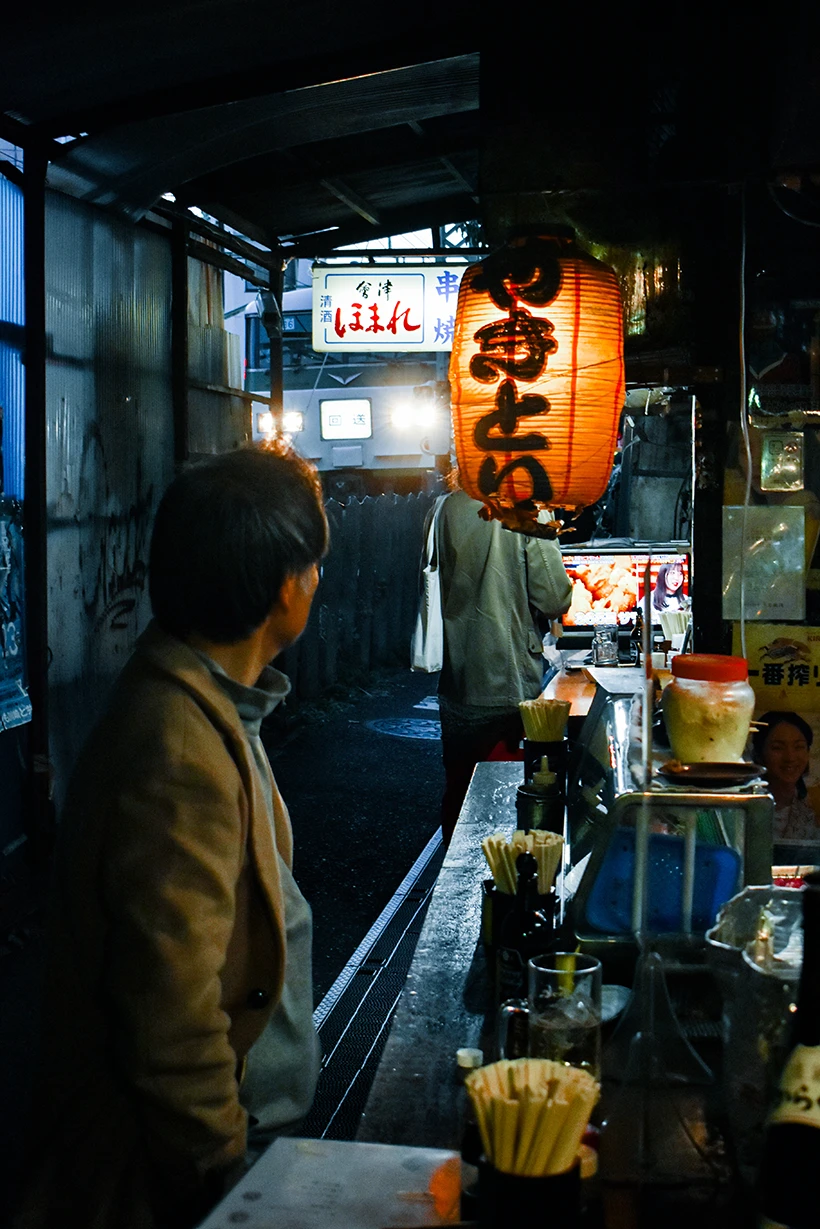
[732,622,820,845]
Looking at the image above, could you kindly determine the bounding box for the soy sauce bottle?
[495,852,553,1006]
[630,610,644,665]
[757,871,820,1228]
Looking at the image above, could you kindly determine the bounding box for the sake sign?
[312,264,467,352]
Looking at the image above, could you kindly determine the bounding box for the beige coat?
[15,623,290,1229]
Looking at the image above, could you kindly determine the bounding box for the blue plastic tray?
[584,827,741,934]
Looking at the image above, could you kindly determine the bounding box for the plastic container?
[705,886,803,1182]
[584,826,741,934]
[661,654,754,763]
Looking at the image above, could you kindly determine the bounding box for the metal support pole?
[685,187,741,654]
[268,246,285,428]
[170,217,189,467]
[22,147,52,850]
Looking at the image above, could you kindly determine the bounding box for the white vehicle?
[251,381,450,497]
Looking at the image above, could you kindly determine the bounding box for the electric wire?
[739,188,752,661]
[767,180,820,229]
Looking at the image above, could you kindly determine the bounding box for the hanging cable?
[739,187,752,661]
[767,180,820,229]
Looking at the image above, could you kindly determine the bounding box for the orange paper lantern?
[449,229,624,516]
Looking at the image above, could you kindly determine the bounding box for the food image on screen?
[563,558,638,626]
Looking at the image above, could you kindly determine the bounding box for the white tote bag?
[410,496,446,673]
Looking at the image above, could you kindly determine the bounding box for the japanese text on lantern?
[464,240,562,503]
[449,234,624,513]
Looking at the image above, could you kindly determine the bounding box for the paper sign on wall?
[722,505,805,621]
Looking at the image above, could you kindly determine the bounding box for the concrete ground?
[263,666,444,1002]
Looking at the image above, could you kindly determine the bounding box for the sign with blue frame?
[0,499,31,730]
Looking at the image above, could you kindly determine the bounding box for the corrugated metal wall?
[0,174,24,498]
[187,256,250,455]
[45,193,175,801]
[0,172,26,853]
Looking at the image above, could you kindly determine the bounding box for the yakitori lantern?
[449,228,624,520]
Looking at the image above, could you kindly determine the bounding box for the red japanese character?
[366,304,384,333]
[386,301,420,335]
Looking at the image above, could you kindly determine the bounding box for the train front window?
[320,398,372,440]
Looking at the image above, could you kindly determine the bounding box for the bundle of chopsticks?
[481,830,563,896]
[519,697,570,741]
[465,1058,599,1177]
[659,610,689,639]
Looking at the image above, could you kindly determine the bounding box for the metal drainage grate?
[301,830,444,1140]
[365,717,441,740]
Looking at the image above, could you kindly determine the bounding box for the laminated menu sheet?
[722,505,805,621]
[197,1136,461,1228]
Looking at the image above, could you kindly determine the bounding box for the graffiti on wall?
[76,426,155,665]
[0,497,31,729]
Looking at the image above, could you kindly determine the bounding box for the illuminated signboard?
[320,398,373,440]
[312,265,467,352]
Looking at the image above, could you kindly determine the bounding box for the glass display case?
[564,687,774,953]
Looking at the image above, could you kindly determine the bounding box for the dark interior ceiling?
[2,5,820,259]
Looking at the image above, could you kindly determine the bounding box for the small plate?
[657,761,764,788]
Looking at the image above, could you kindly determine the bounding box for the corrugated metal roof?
[2,4,819,252]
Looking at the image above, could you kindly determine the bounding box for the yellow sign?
[733,623,820,710]
[733,622,820,839]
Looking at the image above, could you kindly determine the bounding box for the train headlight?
[282,410,305,434]
[391,402,415,430]
[256,410,276,436]
[392,402,439,431]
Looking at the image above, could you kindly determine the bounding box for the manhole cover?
[365,718,441,740]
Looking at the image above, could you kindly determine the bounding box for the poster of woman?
[752,711,820,843]
[732,623,820,846]
[652,559,687,614]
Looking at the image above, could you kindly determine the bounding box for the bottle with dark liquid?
[630,609,643,665]
[495,852,554,1008]
[757,871,820,1229]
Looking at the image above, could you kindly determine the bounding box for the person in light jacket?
[436,485,572,842]
[14,443,328,1229]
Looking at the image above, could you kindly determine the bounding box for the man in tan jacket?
[14,444,328,1229]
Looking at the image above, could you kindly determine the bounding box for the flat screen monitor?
[560,551,690,629]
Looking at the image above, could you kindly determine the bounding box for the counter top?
[541,670,596,720]
[355,762,522,1150]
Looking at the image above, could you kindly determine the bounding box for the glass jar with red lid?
[661,654,755,763]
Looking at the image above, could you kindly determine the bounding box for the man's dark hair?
[149,442,328,643]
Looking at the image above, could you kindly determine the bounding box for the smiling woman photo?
[652,560,686,613]
[753,711,820,842]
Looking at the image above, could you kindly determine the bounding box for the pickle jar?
[661,654,755,763]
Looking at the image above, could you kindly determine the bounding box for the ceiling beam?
[317,177,380,227]
[275,192,479,256]
[27,33,477,138]
[407,120,477,199]
[179,119,479,204]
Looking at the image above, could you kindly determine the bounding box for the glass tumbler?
[528,953,603,1080]
[592,626,619,666]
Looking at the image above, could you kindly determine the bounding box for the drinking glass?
[528,953,602,1079]
[592,626,619,665]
